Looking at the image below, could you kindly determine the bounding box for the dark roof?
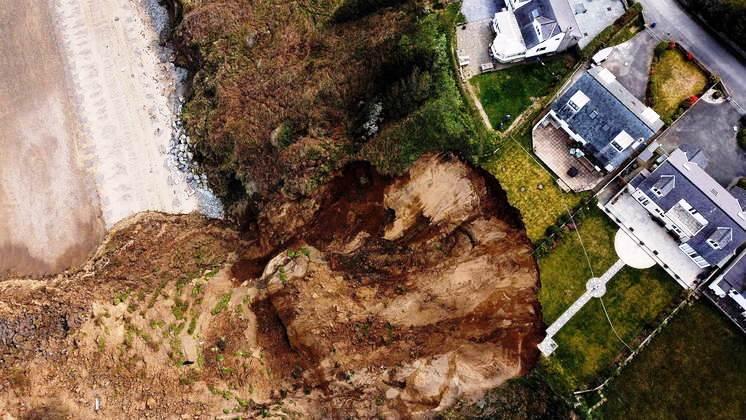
[636,148,746,266]
[551,72,656,171]
[716,250,746,297]
[515,0,570,48]
[731,186,746,205]
[679,143,709,168]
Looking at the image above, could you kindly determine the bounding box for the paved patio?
[615,229,656,269]
[574,0,626,48]
[602,190,704,288]
[456,20,501,79]
[533,118,604,192]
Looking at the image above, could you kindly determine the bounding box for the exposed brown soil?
[0,154,541,418]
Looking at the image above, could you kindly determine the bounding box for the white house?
[490,0,582,63]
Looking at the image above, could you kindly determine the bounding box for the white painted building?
[490,0,582,62]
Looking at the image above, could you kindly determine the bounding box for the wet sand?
[0,1,104,277]
[1,0,206,278]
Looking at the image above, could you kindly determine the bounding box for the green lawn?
[650,47,708,123]
[550,266,681,388]
[470,55,576,130]
[538,209,621,322]
[537,208,682,389]
[601,302,746,419]
[483,139,584,242]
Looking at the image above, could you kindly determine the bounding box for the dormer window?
[650,175,675,198]
[706,227,733,250]
[566,91,590,113]
[610,131,635,153]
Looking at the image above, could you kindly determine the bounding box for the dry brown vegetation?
[172,0,484,221]
[177,0,411,208]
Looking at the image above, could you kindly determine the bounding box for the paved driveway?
[461,0,502,23]
[637,0,746,108]
[657,96,746,188]
[574,0,626,48]
[601,31,656,100]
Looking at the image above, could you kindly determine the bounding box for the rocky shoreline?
[140,0,225,219]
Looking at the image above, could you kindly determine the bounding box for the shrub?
[333,0,408,22]
[654,41,669,57]
[738,128,746,150]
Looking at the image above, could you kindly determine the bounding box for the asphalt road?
[638,0,746,109]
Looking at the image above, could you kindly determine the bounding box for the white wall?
[526,32,566,58]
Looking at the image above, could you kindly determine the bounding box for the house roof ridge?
[587,66,663,132]
[666,149,746,231]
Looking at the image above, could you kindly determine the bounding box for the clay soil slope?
[0,154,542,419]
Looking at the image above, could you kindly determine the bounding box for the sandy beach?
[53,0,203,224]
[1,0,215,277]
[0,0,104,277]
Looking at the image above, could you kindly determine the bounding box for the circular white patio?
[614,229,656,269]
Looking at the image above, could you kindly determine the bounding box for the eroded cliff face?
[0,155,541,419]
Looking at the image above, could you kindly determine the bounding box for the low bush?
[581,3,644,59]
[678,0,746,52]
[738,128,746,150]
[333,0,408,22]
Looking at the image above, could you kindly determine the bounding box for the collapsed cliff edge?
[0,154,543,418]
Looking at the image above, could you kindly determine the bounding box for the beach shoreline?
[0,0,221,278]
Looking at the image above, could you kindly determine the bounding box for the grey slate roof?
[514,0,580,48]
[551,70,656,171]
[714,248,746,306]
[679,143,709,168]
[547,0,581,38]
[636,148,746,266]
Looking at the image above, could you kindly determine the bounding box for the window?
[537,47,547,52]
[707,239,720,250]
[692,256,710,268]
[589,110,599,119]
[679,243,710,267]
